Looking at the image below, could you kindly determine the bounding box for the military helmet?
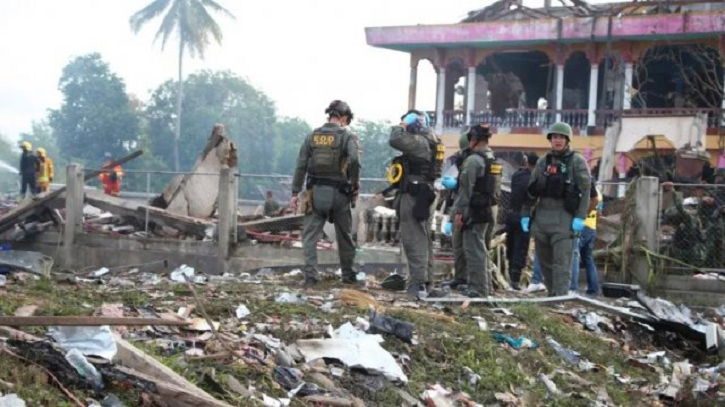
[326,100,354,122]
[459,127,470,149]
[546,122,573,140]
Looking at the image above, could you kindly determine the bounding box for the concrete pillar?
[435,68,446,133]
[466,66,476,125]
[474,75,488,111]
[408,65,417,110]
[555,63,564,122]
[217,168,234,261]
[623,62,633,109]
[588,64,599,128]
[632,176,659,286]
[62,164,84,269]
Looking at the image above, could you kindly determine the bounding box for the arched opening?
[415,58,437,113]
[478,50,551,117]
[636,44,724,109]
[563,51,590,109]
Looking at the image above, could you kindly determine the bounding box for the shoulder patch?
[489,162,503,175]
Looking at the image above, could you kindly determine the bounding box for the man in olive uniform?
[452,124,502,297]
[290,100,361,287]
[521,122,591,296]
[441,130,473,289]
[389,110,442,296]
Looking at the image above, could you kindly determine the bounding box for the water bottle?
[65,348,104,390]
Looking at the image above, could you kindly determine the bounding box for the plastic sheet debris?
[494,392,519,404]
[461,366,481,385]
[100,394,124,407]
[491,333,537,349]
[236,305,250,319]
[287,269,302,276]
[185,348,204,357]
[472,316,488,331]
[188,318,220,332]
[367,308,415,343]
[295,325,408,382]
[0,394,26,407]
[491,308,513,316]
[65,348,104,390]
[319,302,333,313]
[170,264,205,284]
[261,393,290,407]
[275,292,305,304]
[546,337,580,365]
[49,325,117,360]
[539,373,561,395]
[92,267,110,277]
[0,275,5,287]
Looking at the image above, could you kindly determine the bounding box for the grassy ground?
[0,276,709,406]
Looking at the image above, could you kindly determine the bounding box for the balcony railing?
[426,108,725,131]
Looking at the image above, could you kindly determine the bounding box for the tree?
[145,70,277,173]
[130,0,235,172]
[273,117,311,176]
[49,53,140,164]
[351,120,397,194]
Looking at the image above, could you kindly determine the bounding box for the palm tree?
[130,0,235,171]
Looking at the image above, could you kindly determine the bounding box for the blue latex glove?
[572,218,585,233]
[403,113,418,125]
[441,175,457,190]
[443,221,452,236]
[521,217,530,233]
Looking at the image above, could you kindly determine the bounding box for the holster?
[409,182,435,221]
[563,181,581,216]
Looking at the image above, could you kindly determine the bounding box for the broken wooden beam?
[0,316,190,327]
[113,365,234,407]
[85,190,212,238]
[238,214,304,233]
[0,150,143,233]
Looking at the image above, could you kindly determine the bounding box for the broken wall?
[157,124,237,218]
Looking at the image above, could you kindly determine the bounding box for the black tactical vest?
[470,151,503,224]
[309,126,347,179]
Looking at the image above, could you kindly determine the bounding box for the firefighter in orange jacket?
[98,153,123,196]
[35,148,54,193]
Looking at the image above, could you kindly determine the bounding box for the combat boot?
[302,276,319,288]
[441,278,467,290]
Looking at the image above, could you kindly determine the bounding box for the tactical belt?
[308,177,342,188]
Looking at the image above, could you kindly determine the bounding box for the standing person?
[570,176,601,295]
[506,152,538,290]
[18,141,38,199]
[264,190,280,217]
[441,129,473,289]
[290,100,360,287]
[98,153,124,197]
[452,124,502,298]
[35,148,54,194]
[521,122,591,296]
[389,110,443,297]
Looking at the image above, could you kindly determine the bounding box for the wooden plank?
[238,214,304,233]
[113,365,234,407]
[0,316,189,326]
[421,294,579,305]
[85,190,211,238]
[0,150,143,233]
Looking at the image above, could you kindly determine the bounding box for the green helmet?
[546,122,573,140]
[459,128,470,149]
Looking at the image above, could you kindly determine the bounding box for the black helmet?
[326,100,354,122]
[467,123,491,142]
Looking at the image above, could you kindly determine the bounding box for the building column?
[555,63,564,122]
[588,64,599,127]
[466,66,476,125]
[408,63,417,110]
[623,62,633,110]
[435,67,446,133]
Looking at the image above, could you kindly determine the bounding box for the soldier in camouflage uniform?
[521,122,591,296]
[663,195,706,267]
[389,110,442,296]
[451,124,502,297]
[291,100,361,287]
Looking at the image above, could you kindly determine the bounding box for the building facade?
[366,0,725,171]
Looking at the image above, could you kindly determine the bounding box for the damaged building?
[365,0,725,177]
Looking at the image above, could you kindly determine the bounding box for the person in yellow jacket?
[35,148,54,193]
[570,176,601,295]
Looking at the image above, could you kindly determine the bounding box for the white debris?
[170,264,205,284]
[91,267,110,277]
[236,305,251,319]
[49,325,117,360]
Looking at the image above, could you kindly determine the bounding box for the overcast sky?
[0,0,608,141]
